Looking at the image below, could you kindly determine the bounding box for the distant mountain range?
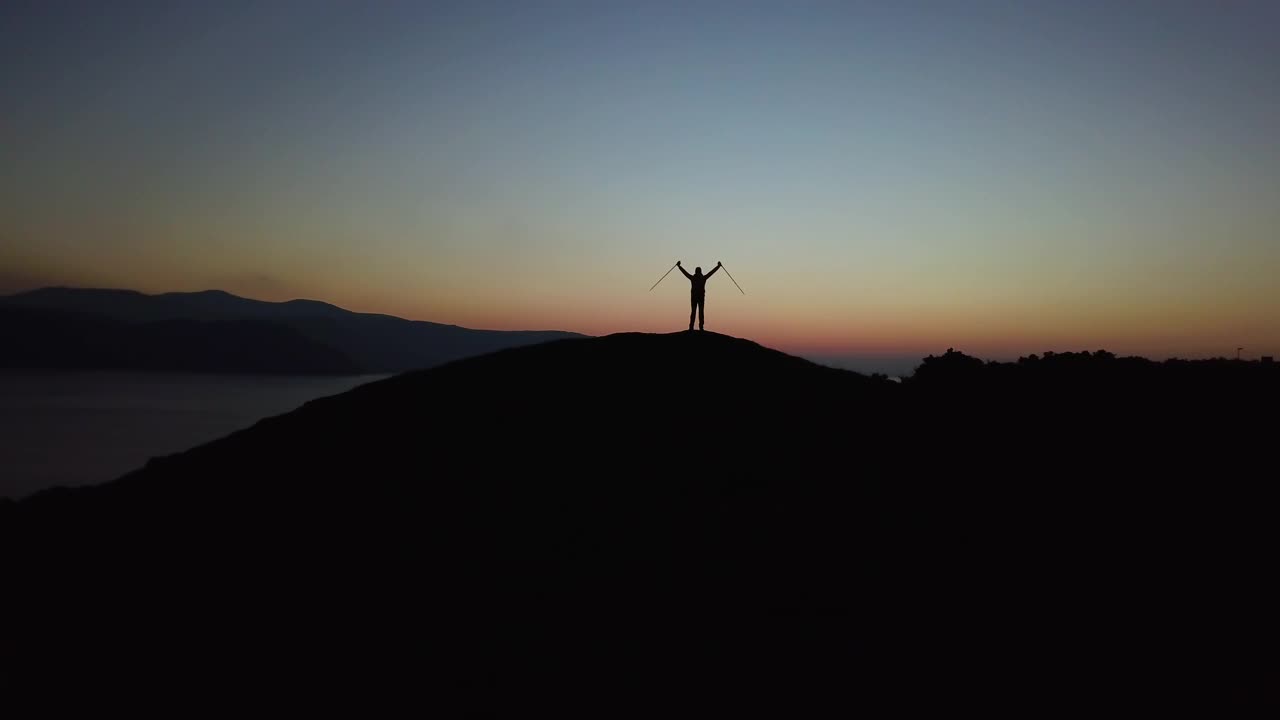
[0,287,584,374]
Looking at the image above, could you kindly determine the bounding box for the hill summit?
[4,331,1278,712]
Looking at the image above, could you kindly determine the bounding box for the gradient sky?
[3,1,1278,365]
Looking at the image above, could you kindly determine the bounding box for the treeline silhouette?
[3,332,1276,713]
[911,346,1277,389]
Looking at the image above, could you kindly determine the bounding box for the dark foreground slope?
[4,333,1277,713]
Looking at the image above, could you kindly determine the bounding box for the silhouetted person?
[677,260,721,331]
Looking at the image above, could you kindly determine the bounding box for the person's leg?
[698,297,705,330]
[689,297,696,330]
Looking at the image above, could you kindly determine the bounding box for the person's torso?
[690,275,707,295]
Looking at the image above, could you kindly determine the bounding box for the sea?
[0,370,388,500]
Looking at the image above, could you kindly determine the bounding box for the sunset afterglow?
[3,2,1277,363]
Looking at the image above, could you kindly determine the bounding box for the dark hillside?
[4,332,1276,713]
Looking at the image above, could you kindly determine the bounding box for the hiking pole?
[721,264,745,295]
[649,262,679,291]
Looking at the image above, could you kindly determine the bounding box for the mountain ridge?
[0,286,586,373]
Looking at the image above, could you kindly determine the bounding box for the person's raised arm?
[678,261,693,279]
[705,261,722,278]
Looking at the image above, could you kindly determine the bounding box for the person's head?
[694,266,703,275]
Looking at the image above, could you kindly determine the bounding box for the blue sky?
[3,1,1278,364]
